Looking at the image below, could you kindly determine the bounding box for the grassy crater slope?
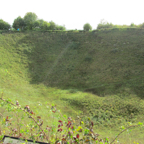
[16,29,144,97]
[0,29,144,142]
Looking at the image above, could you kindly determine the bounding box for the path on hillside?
[43,41,72,82]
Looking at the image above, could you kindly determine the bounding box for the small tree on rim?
[83,23,92,31]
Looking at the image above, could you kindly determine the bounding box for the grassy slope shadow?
[15,30,144,98]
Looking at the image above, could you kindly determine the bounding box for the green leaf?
[20,129,25,133]
[34,125,37,128]
[95,140,98,143]
[138,122,143,125]
[121,126,125,130]
[88,117,91,121]
[81,121,84,124]
[105,137,109,141]
[63,115,67,118]
[52,103,55,106]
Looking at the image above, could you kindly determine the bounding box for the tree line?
[1,12,144,31]
[0,12,66,31]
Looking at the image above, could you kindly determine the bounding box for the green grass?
[0,28,144,143]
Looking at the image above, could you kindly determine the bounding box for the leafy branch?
[0,97,48,141]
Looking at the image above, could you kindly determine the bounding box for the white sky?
[1,0,144,30]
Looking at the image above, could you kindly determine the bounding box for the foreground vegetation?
[0,96,143,144]
[0,28,144,143]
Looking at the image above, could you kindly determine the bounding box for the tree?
[56,25,66,30]
[24,12,38,30]
[12,16,25,30]
[36,19,44,29]
[33,21,40,28]
[0,19,11,30]
[49,21,56,30]
[97,19,113,29]
[41,21,50,30]
[83,23,92,31]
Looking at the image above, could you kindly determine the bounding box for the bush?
[130,23,135,27]
[96,19,140,29]
[56,25,66,30]
[12,16,26,30]
[0,19,11,30]
[139,23,144,29]
[0,97,144,144]
[41,21,50,30]
[49,21,56,30]
[83,23,92,31]
[97,19,113,29]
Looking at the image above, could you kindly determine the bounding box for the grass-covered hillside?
[0,28,144,143]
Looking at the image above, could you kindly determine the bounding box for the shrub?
[0,19,11,30]
[0,96,144,143]
[130,23,135,27]
[83,23,92,31]
[139,23,144,29]
[49,21,56,30]
[12,16,26,30]
[41,21,50,30]
[56,25,66,31]
[97,19,113,29]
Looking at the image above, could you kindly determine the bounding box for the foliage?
[56,25,66,30]
[138,23,144,28]
[49,21,56,30]
[83,23,92,31]
[33,20,40,29]
[0,97,143,144]
[97,19,113,29]
[97,19,140,29]
[32,20,65,31]
[12,16,26,30]
[41,21,50,30]
[130,23,135,27]
[37,19,45,28]
[23,12,38,30]
[0,30,144,143]
[0,19,11,30]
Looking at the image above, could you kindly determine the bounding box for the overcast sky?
[1,0,144,30]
